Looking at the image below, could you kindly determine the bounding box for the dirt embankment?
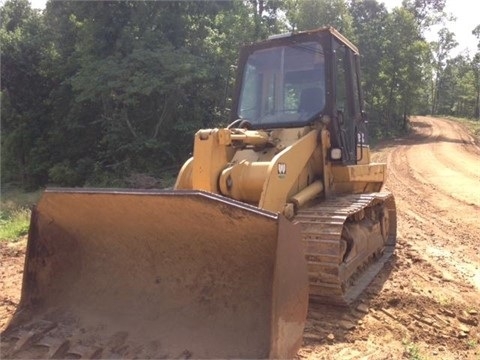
[1,116,479,359]
[300,116,480,359]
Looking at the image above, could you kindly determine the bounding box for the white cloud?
[30,0,46,10]
[382,0,479,56]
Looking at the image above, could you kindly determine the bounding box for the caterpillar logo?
[277,162,287,176]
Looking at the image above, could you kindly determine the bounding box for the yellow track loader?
[2,27,396,359]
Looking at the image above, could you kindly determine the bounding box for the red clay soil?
[299,116,480,359]
[1,116,479,359]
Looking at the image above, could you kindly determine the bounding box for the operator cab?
[238,40,326,127]
[232,27,366,165]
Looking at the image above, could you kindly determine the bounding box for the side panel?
[331,163,386,194]
[259,129,319,212]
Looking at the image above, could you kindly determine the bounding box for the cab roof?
[246,27,359,55]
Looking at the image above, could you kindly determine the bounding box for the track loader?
[2,27,396,359]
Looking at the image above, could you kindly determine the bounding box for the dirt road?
[300,116,480,359]
[1,116,479,359]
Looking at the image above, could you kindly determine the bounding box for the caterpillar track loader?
[2,27,396,359]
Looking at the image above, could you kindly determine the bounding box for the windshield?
[238,41,325,126]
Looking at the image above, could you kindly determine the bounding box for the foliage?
[465,338,478,349]
[0,190,40,242]
[350,0,431,136]
[1,0,53,188]
[446,116,480,142]
[402,0,447,29]
[402,339,425,360]
[285,0,354,38]
[1,0,478,190]
[0,207,30,242]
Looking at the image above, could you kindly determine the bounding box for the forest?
[1,0,479,190]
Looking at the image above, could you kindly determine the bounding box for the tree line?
[1,0,479,189]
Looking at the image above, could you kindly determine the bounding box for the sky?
[27,0,479,56]
[382,0,479,56]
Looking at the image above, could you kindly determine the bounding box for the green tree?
[402,0,447,29]
[286,0,354,37]
[60,1,237,181]
[247,0,287,40]
[379,8,429,130]
[350,1,430,135]
[7,0,475,190]
[473,25,480,119]
[1,0,53,188]
[430,27,458,114]
[1,0,293,189]
[350,0,389,134]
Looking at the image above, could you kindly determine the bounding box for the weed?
[435,293,453,307]
[446,116,480,141]
[466,339,478,349]
[0,189,40,242]
[403,339,424,360]
[0,207,31,242]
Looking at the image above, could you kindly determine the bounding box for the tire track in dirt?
[300,116,480,360]
[1,117,479,360]
[379,117,480,291]
[406,117,480,208]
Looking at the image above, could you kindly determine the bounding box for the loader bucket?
[4,189,308,359]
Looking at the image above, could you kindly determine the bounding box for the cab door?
[332,40,364,165]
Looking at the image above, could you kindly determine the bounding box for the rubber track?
[295,192,396,306]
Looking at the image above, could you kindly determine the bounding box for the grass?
[0,189,42,242]
[445,116,480,141]
[466,339,478,349]
[435,293,454,307]
[403,339,426,360]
